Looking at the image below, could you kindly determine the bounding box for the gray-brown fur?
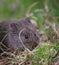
[0,18,39,52]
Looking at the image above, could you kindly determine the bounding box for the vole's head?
[18,18,40,50]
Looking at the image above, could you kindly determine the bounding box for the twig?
[26,2,39,17]
[18,59,27,65]
[0,33,9,50]
[19,28,34,55]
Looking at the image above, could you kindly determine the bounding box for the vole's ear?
[25,17,31,23]
[10,23,18,32]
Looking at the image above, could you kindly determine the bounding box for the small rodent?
[0,18,39,52]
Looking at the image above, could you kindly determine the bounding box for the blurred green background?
[0,0,59,29]
[0,0,59,19]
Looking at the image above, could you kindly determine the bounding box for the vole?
[0,18,39,52]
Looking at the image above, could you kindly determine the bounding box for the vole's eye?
[20,31,30,40]
[24,34,29,39]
